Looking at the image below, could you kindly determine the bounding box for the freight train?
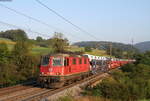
[37,53,134,88]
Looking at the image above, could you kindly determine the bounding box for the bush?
[85,46,92,52]
[0,41,39,87]
[0,42,9,63]
[0,29,28,41]
[58,96,73,101]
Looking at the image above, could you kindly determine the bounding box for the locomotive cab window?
[79,58,82,64]
[41,56,49,66]
[64,58,69,66]
[84,58,87,64]
[73,58,76,65]
[53,57,62,66]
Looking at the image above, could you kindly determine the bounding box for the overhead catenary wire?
[0,3,111,56]
[0,3,59,31]
[0,3,83,40]
[35,0,100,41]
[0,20,50,37]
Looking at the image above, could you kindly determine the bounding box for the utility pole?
[131,38,134,49]
[131,38,134,59]
[109,43,112,58]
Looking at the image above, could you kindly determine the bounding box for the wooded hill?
[135,41,150,52]
[73,41,138,52]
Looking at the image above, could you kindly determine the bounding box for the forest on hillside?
[135,41,150,52]
[74,41,138,58]
[73,41,138,52]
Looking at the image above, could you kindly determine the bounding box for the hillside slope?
[134,41,150,52]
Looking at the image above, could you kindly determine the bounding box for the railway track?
[0,88,49,101]
[0,81,37,101]
[23,73,108,101]
[0,81,36,95]
[0,73,108,101]
[0,86,34,97]
[0,81,36,97]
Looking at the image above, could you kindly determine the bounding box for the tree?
[36,36,43,42]
[0,42,9,63]
[106,47,123,58]
[0,29,28,41]
[133,51,150,65]
[0,43,17,87]
[85,46,92,52]
[12,41,31,56]
[0,62,17,87]
[50,32,69,53]
[12,41,36,80]
[84,51,150,101]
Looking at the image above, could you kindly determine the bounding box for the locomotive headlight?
[56,72,61,75]
[49,68,53,72]
[40,72,44,75]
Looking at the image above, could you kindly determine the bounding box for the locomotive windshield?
[53,57,62,66]
[41,56,50,66]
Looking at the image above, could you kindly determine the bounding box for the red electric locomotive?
[38,53,90,88]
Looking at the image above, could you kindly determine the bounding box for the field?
[31,46,53,55]
[0,38,15,50]
[67,45,84,52]
[0,38,52,55]
[0,38,108,56]
[67,45,108,56]
[85,49,108,56]
[0,38,15,45]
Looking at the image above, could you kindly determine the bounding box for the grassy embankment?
[58,96,111,101]
[58,96,150,101]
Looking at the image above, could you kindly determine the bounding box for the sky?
[0,0,150,44]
